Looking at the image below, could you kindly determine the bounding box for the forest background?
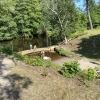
[0,0,100,42]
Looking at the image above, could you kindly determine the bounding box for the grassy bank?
[7,60,100,100]
[69,29,100,39]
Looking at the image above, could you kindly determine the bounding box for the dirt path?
[53,56,100,70]
[0,55,14,100]
[53,37,100,69]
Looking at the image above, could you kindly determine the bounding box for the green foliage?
[23,55,55,67]
[2,45,13,55]
[0,0,99,41]
[0,0,42,40]
[55,47,75,57]
[14,0,42,36]
[86,68,96,81]
[90,3,100,28]
[0,9,17,41]
[80,68,96,81]
[69,31,87,39]
[13,52,24,60]
[39,0,86,40]
[95,66,100,78]
[54,47,67,56]
[13,52,60,68]
[61,61,81,77]
[23,56,45,66]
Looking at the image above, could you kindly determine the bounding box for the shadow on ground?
[0,55,32,100]
[76,34,100,59]
[6,74,32,100]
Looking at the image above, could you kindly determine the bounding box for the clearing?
[0,29,100,100]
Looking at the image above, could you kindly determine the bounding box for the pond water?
[0,37,63,61]
[0,37,50,52]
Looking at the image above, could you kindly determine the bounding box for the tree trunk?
[86,0,93,29]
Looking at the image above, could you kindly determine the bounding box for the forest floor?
[0,30,100,100]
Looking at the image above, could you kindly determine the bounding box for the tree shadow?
[75,34,100,59]
[5,74,32,100]
[0,56,6,76]
[0,55,33,100]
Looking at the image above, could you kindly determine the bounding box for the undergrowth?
[1,45,13,55]
[61,61,81,77]
[13,52,61,69]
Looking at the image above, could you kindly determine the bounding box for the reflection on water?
[29,52,63,61]
[0,37,63,61]
[45,52,63,61]
[0,37,52,52]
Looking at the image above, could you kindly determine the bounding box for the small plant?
[24,55,46,67]
[79,68,97,81]
[95,66,100,78]
[1,45,13,55]
[61,61,81,77]
[13,52,24,60]
[86,68,96,81]
[54,47,67,56]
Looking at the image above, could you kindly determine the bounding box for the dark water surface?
[0,37,48,52]
[0,37,63,60]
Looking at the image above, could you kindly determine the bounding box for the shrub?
[79,68,97,81]
[24,56,46,67]
[86,68,96,81]
[61,61,81,77]
[1,45,13,55]
[13,52,24,60]
[95,66,100,78]
[13,52,59,68]
[54,47,67,56]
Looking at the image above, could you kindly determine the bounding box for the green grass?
[69,29,100,39]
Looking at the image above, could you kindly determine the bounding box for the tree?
[14,0,42,37]
[39,0,77,43]
[0,0,17,41]
[75,0,100,30]
[85,0,93,29]
[90,2,100,28]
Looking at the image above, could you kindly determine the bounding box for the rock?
[43,56,51,61]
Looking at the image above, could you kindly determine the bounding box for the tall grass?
[68,29,100,39]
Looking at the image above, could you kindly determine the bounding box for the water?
[0,37,63,60]
[0,37,50,52]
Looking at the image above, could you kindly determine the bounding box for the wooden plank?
[19,45,58,55]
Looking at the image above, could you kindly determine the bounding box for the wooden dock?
[20,45,58,55]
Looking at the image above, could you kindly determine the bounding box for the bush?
[54,47,67,56]
[95,66,100,78]
[13,52,24,60]
[86,68,96,81]
[13,52,59,68]
[24,56,48,67]
[61,61,81,77]
[1,45,13,55]
[80,68,97,81]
